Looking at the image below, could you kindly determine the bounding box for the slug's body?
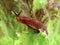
[16,15,48,34]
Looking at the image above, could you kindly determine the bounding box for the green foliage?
[33,0,47,11]
[0,0,60,45]
[0,37,13,45]
[56,0,60,3]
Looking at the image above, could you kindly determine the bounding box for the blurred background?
[0,0,60,45]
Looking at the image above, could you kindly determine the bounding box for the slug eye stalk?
[12,11,22,16]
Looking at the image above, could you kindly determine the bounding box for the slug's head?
[11,10,22,22]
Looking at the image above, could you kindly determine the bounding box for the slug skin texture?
[16,15,48,35]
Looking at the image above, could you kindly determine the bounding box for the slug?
[13,11,48,35]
